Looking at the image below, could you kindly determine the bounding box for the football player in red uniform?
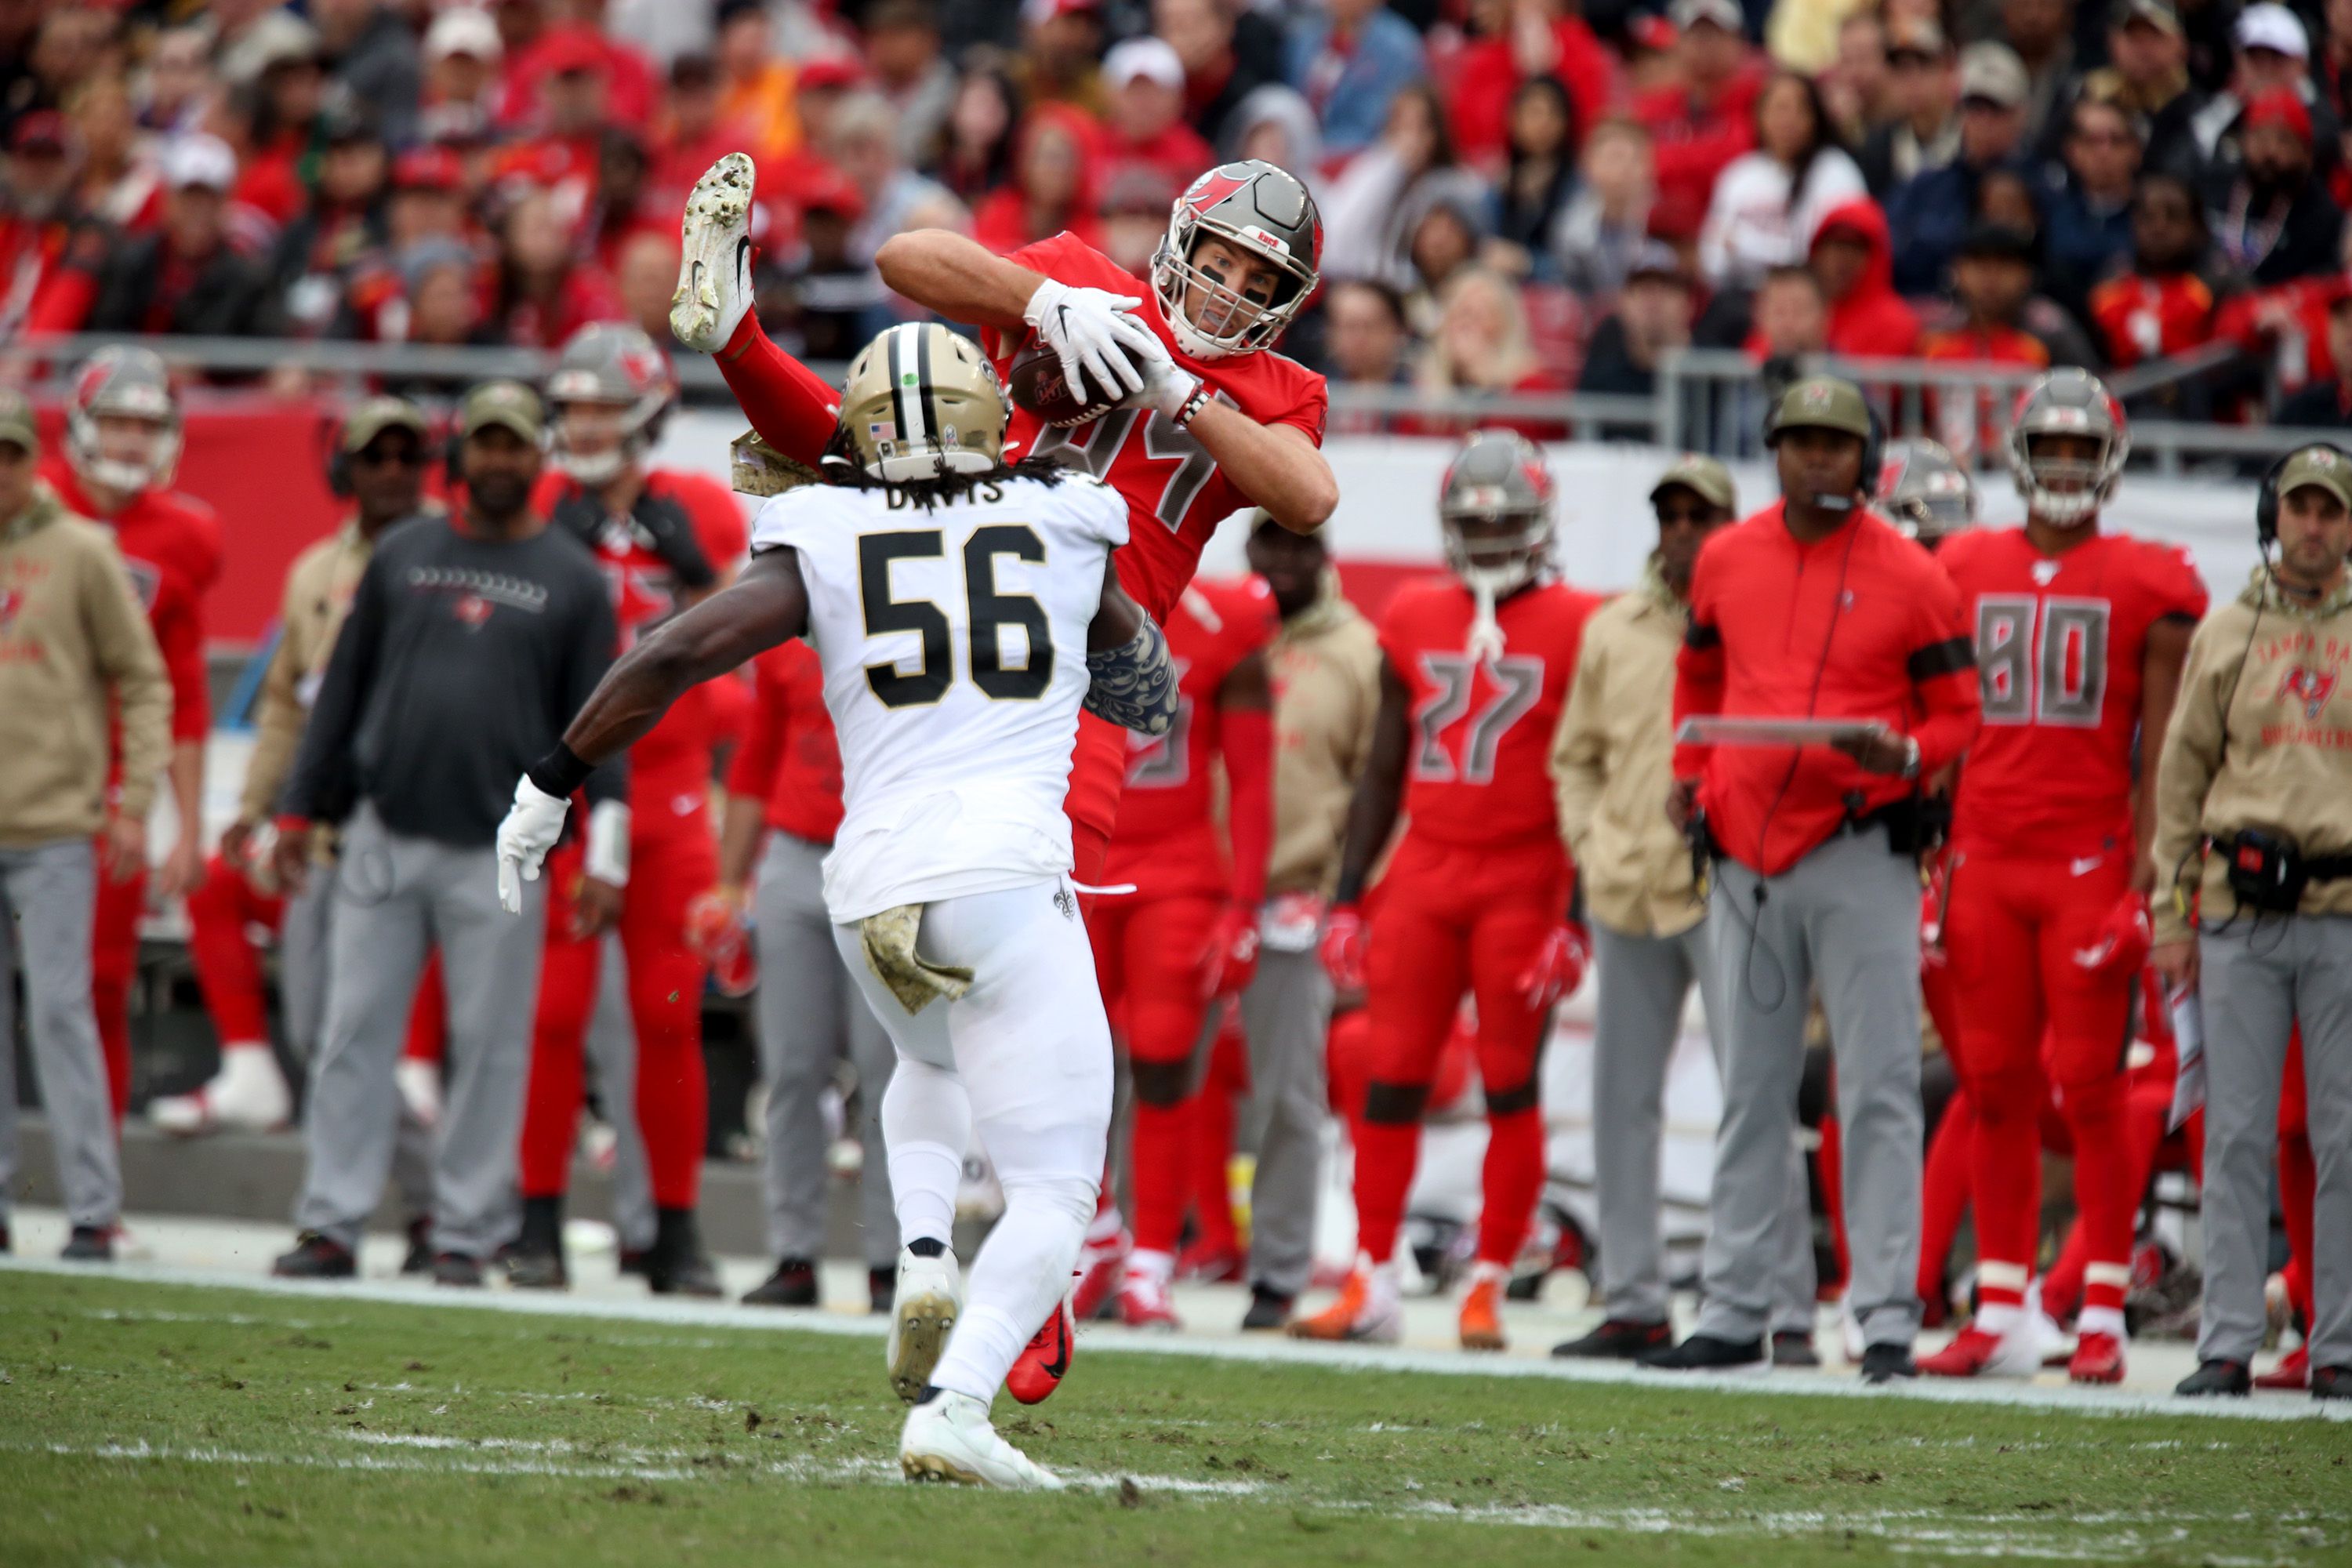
[41,347,223,1122]
[1926,370,2205,1385]
[1090,577,1276,1330]
[1292,433,1599,1352]
[503,324,747,1297]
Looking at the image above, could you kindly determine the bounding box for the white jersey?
[750,470,1129,922]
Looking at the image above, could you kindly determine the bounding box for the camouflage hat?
[458,379,545,443]
[1767,376,1873,444]
[1650,452,1736,512]
[341,394,429,453]
[2278,443,2352,510]
[0,387,35,456]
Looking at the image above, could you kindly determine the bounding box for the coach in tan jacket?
[0,388,168,1258]
[2151,444,2352,1399]
[1547,454,1815,1363]
[1234,510,1382,1329]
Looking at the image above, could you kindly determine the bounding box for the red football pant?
[405,952,446,1064]
[89,851,143,1122]
[185,853,285,1047]
[1353,835,1562,1270]
[1090,891,1221,1258]
[716,313,844,467]
[520,830,714,1210]
[2278,1030,2316,1329]
[1946,849,2136,1315]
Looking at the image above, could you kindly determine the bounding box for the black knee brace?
[1484,1078,1540,1116]
[1363,1080,1430,1125]
[1131,1056,1195,1108]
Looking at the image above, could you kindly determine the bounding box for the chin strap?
[1465,573,1506,668]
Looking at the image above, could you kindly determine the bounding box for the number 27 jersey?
[750,471,1129,921]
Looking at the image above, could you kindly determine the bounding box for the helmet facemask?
[549,393,660,486]
[2006,370,2127,528]
[1441,505,1554,601]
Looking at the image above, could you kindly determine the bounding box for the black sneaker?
[869,1266,895,1315]
[1773,1330,1823,1368]
[506,1244,568,1290]
[61,1225,114,1262]
[1552,1319,1671,1359]
[617,1247,649,1279]
[2307,1365,2346,1401]
[400,1216,433,1276]
[1859,1344,1918,1384]
[644,1209,722,1298]
[1639,1334,1768,1374]
[1240,1285,1294,1332]
[2176,1358,2251,1397]
[434,1251,485,1288]
[743,1258,819,1307]
[274,1232,356,1279]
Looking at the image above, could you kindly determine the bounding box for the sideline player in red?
[1292,432,1599,1352]
[1926,370,2204,1385]
[1091,577,1276,1330]
[503,323,747,1296]
[41,347,223,1122]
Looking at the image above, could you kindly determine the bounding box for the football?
[1007,337,1135,428]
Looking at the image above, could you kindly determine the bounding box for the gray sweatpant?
[584,935,657,1253]
[1592,919,1814,1331]
[294,806,546,1257]
[754,832,896,1269]
[1697,830,1923,1349]
[1236,943,1330,1298]
[2195,917,2352,1369]
[0,839,122,1231]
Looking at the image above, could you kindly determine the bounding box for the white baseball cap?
[2235,2,2308,59]
[163,132,239,193]
[1104,36,1184,91]
[426,7,504,64]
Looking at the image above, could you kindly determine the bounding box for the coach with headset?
[2151,444,2352,1403]
[1650,376,1981,1381]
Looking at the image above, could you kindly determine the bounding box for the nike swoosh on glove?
[1515,922,1592,1011]
[1317,904,1367,993]
[495,777,572,914]
[1023,278,1161,405]
[1199,902,1262,1000]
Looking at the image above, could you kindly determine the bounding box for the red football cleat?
[1005,1295,1076,1406]
[1176,1240,1244,1284]
[2068,1330,2126,1385]
[1919,1322,2041,1379]
[2256,1345,2310,1391]
[1118,1269,1181,1330]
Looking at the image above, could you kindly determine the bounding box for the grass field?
[2,1267,2348,1567]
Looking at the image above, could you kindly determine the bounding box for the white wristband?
[586,799,631,887]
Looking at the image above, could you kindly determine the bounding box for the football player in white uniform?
[494,321,1177,1489]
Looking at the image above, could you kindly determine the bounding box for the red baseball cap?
[394,145,463,191]
[797,163,866,221]
[2245,86,2314,147]
[797,56,864,92]
[536,24,609,78]
[9,110,70,154]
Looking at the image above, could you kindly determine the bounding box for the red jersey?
[727,639,845,846]
[1940,527,2209,860]
[1105,578,1277,895]
[2089,270,2220,370]
[1378,577,1600,849]
[43,458,223,745]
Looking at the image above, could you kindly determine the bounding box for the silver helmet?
[1879,438,1976,543]
[1439,430,1556,597]
[2007,368,2127,527]
[546,322,678,485]
[67,345,183,494]
[1151,160,1321,361]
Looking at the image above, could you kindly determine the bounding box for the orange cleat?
[1005,1295,1076,1406]
[2067,1330,2126,1385]
[1459,1276,1506,1352]
[1287,1265,1401,1344]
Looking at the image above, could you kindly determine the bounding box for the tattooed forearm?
[1083,615,1178,735]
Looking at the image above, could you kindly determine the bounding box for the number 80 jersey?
[1379,576,1602,848]
[750,471,1130,921]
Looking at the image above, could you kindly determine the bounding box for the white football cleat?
[900,1390,1065,1490]
[148,1046,291,1135]
[887,1243,963,1404]
[670,152,756,354]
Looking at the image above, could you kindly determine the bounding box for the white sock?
[1976,1301,2024,1336]
[2075,1305,2128,1339]
[1470,1259,1508,1288]
[1126,1247,1174,1284]
[930,1122,1100,1403]
[881,1058,970,1248]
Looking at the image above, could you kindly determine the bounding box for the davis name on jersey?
[750,470,1129,921]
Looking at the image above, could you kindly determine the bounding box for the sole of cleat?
[901,1451,985,1486]
[669,154,754,351]
[890,1290,957,1405]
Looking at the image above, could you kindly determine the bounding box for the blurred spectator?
[1395,172,1491,331]
[1098,38,1213,194]
[212,0,318,96]
[1577,242,1695,399]
[1489,75,1578,280]
[1820,9,1893,144]
[140,26,216,138]
[2041,96,2143,322]
[484,186,620,347]
[422,7,503,147]
[387,147,472,251]
[1158,0,1287,148]
[1697,71,1864,289]
[1888,42,2032,294]
[2071,0,2205,176]
[931,61,1025,204]
[1809,198,1921,355]
[1101,166,1179,275]
[832,90,956,264]
[503,2,659,134]
[2089,170,2230,414]
[1024,0,1109,117]
[1223,82,1323,175]
[1922,223,2099,454]
[867,0,956,166]
[1323,278,1414,426]
[385,237,486,364]
[973,102,1103,252]
[2002,0,2078,147]
[314,0,423,147]
[1415,264,1570,433]
[2273,288,2352,426]
[1858,20,1958,198]
[1321,82,1456,281]
[715,0,805,165]
[614,227,681,340]
[0,111,107,336]
[755,165,892,359]
[587,127,659,270]
[69,74,159,232]
[1450,0,1617,175]
[268,103,390,338]
[492,38,612,234]
[1557,117,1657,300]
[1286,0,1427,159]
[1633,0,1762,241]
[238,26,332,227]
[2208,89,2346,283]
[88,133,274,337]
[2190,2,2339,167]
[1748,262,1828,358]
[648,55,735,213]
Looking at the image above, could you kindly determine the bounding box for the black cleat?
[505,1244,568,1290]
[2313,1366,2349,1401]
[1241,1285,1294,1332]
[644,1208,722,1298]
[2175,1358,2251,1397]
[1552,1319,1671,1359]
[617,1247,649,1279]
[869,1265,895,1315]
[1639,1334,1768,1374]
[1773,1330,1823,1368]
[400,1216,433,1276]
[61,1225,114,1262]
[274,1232,356,1279]
[742,1258,820,1307]
[434,1251,485,1288]
[1859,1344,1918,1384]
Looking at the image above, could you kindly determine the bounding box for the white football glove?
[1116,328,1202,419]
[495,776,571,914]
[1023,278,1161,405]
[584,798,630,888]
